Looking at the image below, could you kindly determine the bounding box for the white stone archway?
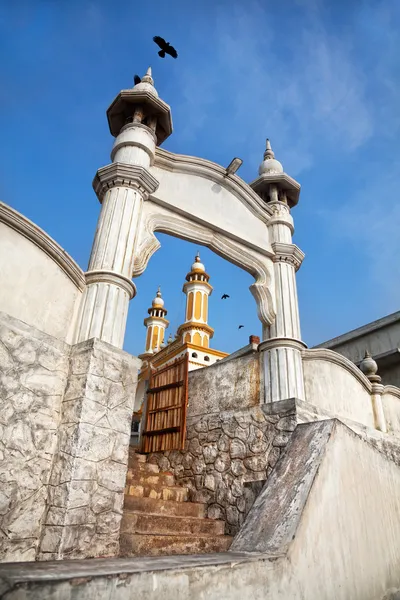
[131,154,277,329]
[73,70,306,406]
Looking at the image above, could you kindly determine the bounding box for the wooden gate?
[141,354,189,453]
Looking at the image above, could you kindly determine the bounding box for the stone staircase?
[120,449,232,557]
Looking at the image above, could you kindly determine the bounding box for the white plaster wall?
[382,391,400,435]
[303,355,375,429]
[0,222,82,343]
[285,423,400,599]
[150,167,271,255]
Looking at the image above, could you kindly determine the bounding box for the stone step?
[120,533,233,557]
[121,513,225,536]
[126,471,175,487]
[127,461,160,474]
[125,483,189,502]
[123,495,206,518]
[128,449,146,464]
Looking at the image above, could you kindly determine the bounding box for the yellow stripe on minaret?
[152,325,159,349]
[202,293,208,322]
[145,327,152,351]
[195,291,202,319]
[187,292,194,321]
[193,332,202,346]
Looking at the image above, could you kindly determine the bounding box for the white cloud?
[174,0,400,175]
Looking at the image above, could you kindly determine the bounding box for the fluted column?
[74,162,158,348]
[259,197,306,402]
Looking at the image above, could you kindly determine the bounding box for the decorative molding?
[268,201,294,234]
[383,385,400,400]
[302,347,372,393]
[259,337,307,353]
[154,148,274,225]
[85,269,136,299]
[272,242,305,271]
[0,201,85,291]
[177,322,215,337]
[93,163,159,201]
[132,209,277,326]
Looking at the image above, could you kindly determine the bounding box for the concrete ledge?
[0,552,280,594]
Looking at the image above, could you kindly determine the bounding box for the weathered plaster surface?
[0,312,69,562]
[39,339,141,560]
[4,420,400,599]
[303,348,376,429]
[0,206,84,344]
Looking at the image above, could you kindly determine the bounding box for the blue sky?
[1,0,400,357]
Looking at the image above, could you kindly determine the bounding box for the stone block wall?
[149,403,296,535]
[0,312,69,561]
[0,311,141,563]
[39,339,141,561]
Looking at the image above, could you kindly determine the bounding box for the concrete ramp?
[2,419,400,599]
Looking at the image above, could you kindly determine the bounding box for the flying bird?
[153,36,178,59]
[238,325,244,329]
[134,74,141,85]
[221,294,230,300]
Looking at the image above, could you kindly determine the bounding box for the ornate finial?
[195,252,201,262]
[263,138,275,160]
[359,349,380,382]
[141,66,154,85]
[156,286,162,297]
[167,333,173,344]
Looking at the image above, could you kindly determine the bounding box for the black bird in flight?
[221,294,230,300]
[134,74,141,85]
[153,36,178,59]
[238,325,244,329]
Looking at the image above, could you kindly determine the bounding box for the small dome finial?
[152,286,164,308]
[132,66,158,97]
[191,252,205,273]
[141,66,154,85]
[258,137,283,176]
[359,349,381,382]
[264,138,275,160]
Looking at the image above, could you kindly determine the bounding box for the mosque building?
[139,251,228,372]
[132,252,228,430]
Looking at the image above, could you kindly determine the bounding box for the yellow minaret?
[143,287,169,355]
[177,253,214,348]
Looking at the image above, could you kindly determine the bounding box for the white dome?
[258,158,284,176]
[152,287,164,307]
[133,67,158,97]
[192,253,205,272]
[133,81,159,97]
[258,139,283,176]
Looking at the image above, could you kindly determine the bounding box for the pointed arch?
[132,204,276,327]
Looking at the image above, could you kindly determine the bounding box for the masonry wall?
[0,311,69,561]
[0,311,141,563]
[149,354,296,534]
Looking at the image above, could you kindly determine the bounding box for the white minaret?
[141,287,169,356]
[74,68,172,348]
[251,139,306,403]
[177,253,214,348]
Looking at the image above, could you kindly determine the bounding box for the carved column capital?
[272,242,305,271]
[93,163,159,202]
[267,201,294,233]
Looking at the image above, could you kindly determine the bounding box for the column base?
[259,338,307,404]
